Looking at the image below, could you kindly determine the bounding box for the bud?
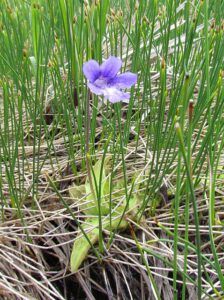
[192,12,197,24]
[110,8,115,17]
[84,6,89,17]
[210,19,215,30]
[7,6,13,14]
[158,9,162,17]
[54,33,58,41]
[106,15,110,24]
[118,10,123,18]
[48,60,53,68]
[188,99,194,123]
[221,70,224,79]
[161,57,165,69]
[143,16,149,25]
[73,15,77,24]
[22,48,28,58]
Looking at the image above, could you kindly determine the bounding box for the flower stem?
[85,92,104,253]
[85,92,96,201]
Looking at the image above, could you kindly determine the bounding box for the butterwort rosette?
[83,56,137,103]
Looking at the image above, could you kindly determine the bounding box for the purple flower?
[83,56,137,103]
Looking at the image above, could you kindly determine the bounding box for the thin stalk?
[85,91,96,202]
[175,123,202,300]
[130,224,161,300]
[182,99,193,300]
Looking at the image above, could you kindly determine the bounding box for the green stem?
[85,91,96,201]
[175,122,202,299]
[85,92,104,252]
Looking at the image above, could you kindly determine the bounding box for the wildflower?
[83,56,137,103]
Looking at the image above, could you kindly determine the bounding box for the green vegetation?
[0,0,223,299]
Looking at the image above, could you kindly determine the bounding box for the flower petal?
[109,72,137,88]
[87,82,104,95]
[100,56,122,79]
[93,78,107,89]
[103,87,130,103]
[83,60,100,82]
